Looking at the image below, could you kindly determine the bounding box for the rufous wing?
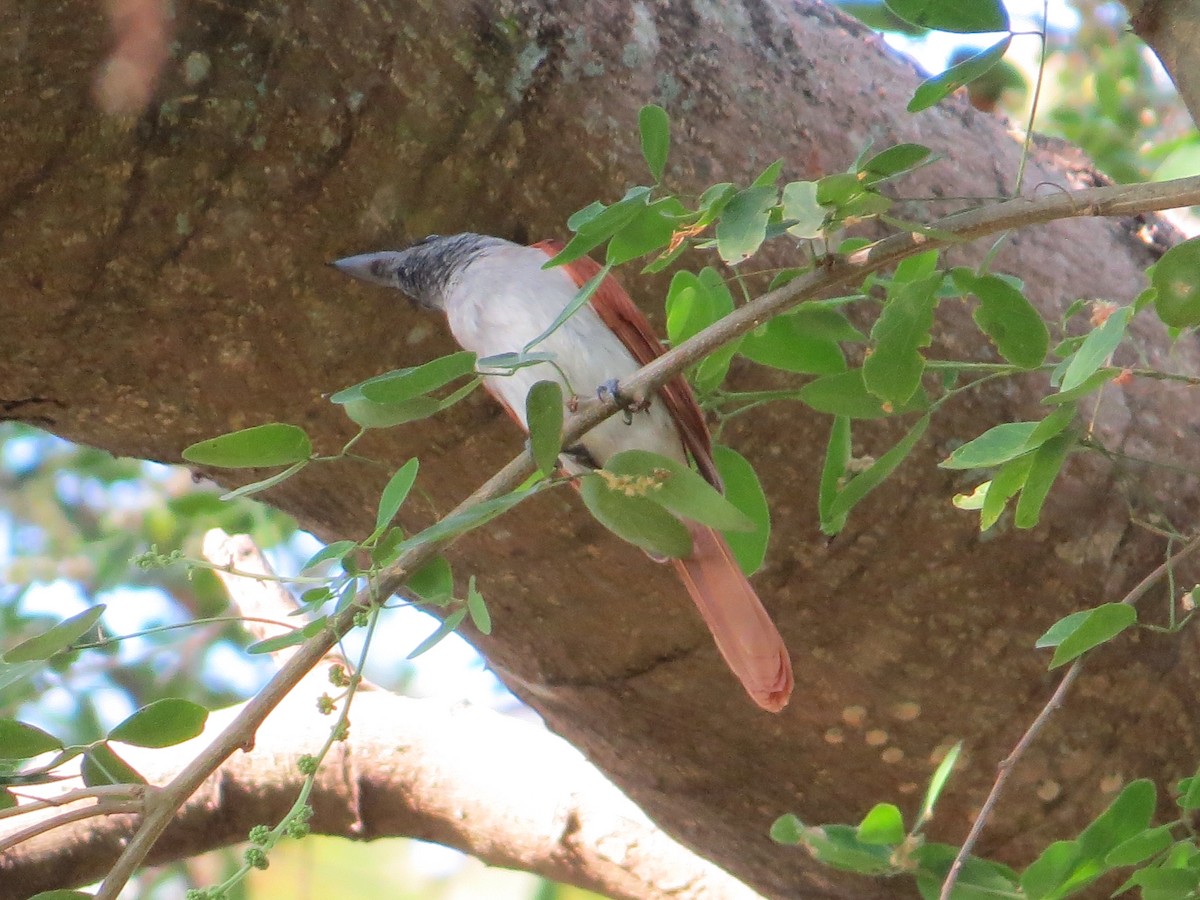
[532,240,794,712]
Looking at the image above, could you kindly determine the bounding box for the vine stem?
[96,172,1200,898]
[938,531,1200,900]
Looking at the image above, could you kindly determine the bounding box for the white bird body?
[442,241,685,471]
[333,234,793,711]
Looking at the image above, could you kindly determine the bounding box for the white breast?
[442,243,685,467]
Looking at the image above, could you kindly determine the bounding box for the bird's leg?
[598,378,650,425]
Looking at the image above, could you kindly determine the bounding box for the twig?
[939,531,1200,900]
[0,800,144,856]
[0,784,148,822]
[96,172,1200,898]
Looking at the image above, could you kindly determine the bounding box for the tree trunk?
[4,1,1199,897]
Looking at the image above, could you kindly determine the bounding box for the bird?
[332,233,793,712]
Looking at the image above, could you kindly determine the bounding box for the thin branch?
[0,784,148,822]
[96,172,1200,898]
[0,800,144,856]
[939,531,1200,900]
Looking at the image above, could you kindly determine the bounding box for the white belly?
[443,243,686,467]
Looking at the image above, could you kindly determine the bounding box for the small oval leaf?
[0,719,64,759]
[376,459,420,532]
[4,605,106,663]
[1047,603,1136,669]
[605,450,754,532]
[1153,236,1200,327]
[183,423,312,469]
[579,474,693,559]
[81,742,146,787]
[526,381,564,476]
[108,698,209,748]
[639,104,670,181]
[713,445,771,575]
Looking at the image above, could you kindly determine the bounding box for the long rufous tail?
[671,523,793,712]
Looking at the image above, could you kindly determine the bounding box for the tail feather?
[672,524,793,712]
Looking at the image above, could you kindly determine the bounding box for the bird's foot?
[598,378,650,425]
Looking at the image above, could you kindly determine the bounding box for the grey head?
[331,232,506,311]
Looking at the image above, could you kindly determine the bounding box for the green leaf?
[816,172,864,207]
[1104,825,1173,867]
[339,396,442,429]
[858,143,932,184]
[82,742,146,787]
[885,0,1009,34]
[800,369,925,419]
[801,824,895,874]
[551,186,653,265]
[908,37,1012,112]
[579,473,693,559]
[0,720,63,759]
[1060,306,1132,393]
[770,813,805,844]
[1153,236,1200,327]
[863,274,940,406]
[337,352,478,405]
[219,461,307,501]
[839,1,928,34]
[182,423,311,469]
[1014,432,1072,529]
[819,416,851,534]
[1020,840,1081,900]
[526,381,564,477]
[716,185,777,264]
[465,576,491,635]
[713,445,771,575]
[524,265,611,351]
[3,605,106,663]
[108,698,208,748]
[940,422,1037,470]
[376,459,420,533]
[980,454,1035,531]
[606,198,685,265]
[1127,868,1200,900]
[782,180,825,238]
[605,450,754,532]
[302,540,358,572]
[955,271,1048,368]
[894,249,941,282]
[402,490,532,553]
[29,893,95,900]
[1044,368,1120,404]
[638,104,670,181]
[740,316,846,374]
[825,414,930,525]
[751,159,784,188]
[857,803,905,845]
[1078,779,1156,860]
[407,556,454,604]
[1046,603,1136,669]
[1036,610,1091,649]
[247,617,328,655]
[918,741,961,827]
[407,608,468,659]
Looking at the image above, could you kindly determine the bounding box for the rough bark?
[3,1,1200,898]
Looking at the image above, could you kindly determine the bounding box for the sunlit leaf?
[857,803,905,845]
[1043,603,1136,669]
[885,0,1009,34]
[716,185,777,263]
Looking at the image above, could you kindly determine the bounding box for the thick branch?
[95,170,1200,898]
[0,694,760,900]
